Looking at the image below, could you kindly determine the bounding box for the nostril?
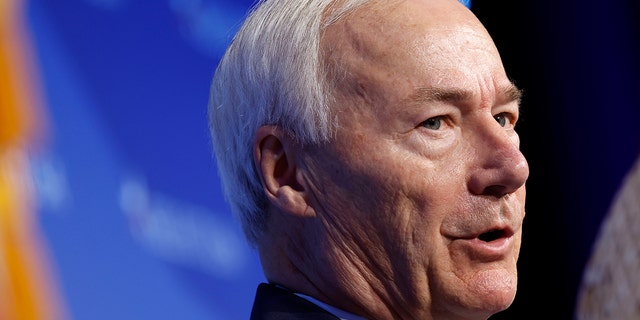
[478,229,505,242]
[483,185,508,198]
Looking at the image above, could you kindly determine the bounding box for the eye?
[493,112,512,127]
[420,116,446,130]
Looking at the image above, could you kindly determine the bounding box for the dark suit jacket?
[250,283,340,320]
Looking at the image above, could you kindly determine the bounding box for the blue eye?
[494,112,510,127]
[421,116,444,130]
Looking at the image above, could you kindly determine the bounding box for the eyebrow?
[408,83,523,105]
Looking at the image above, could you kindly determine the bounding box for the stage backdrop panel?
[26,0,264,319]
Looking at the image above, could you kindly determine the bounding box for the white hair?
[208,0,372,246]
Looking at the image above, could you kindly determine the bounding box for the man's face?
[301,0,529,318]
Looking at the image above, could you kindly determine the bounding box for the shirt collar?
[293,292,369,320]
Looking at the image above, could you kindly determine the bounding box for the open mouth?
[478,229,507,242]
[448,227,515,258]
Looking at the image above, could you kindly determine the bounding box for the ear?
[254,126,312,217]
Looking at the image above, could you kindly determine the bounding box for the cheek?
[309,134,468,233]
[390,160,467,246]
[510,130,521,146]
[517,184,526,201]
[518,190,526,215]
[305,151,402,226]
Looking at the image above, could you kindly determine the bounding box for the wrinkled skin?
[254,0,530,319]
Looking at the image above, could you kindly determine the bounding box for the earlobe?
[254,126,311,216]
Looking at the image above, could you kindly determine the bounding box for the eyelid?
[494,103,520,122]
[495,111,518,128]
[418,115,454,131]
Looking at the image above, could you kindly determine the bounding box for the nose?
[467,120,530,198]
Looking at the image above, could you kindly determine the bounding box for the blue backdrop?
[27,0,264,319]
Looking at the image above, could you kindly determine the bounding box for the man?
[208,0,529,319]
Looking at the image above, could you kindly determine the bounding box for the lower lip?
[451,236,514,261]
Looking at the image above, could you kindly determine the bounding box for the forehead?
[322,0,493,58]
[322,0,508,106]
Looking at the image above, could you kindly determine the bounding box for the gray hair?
[208,0,371,246]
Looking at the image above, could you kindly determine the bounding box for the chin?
[435,261,519,318]
[439,288,516,320]
[478,289,517,313]
[451,286,516,320]
[466,268,518,314]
